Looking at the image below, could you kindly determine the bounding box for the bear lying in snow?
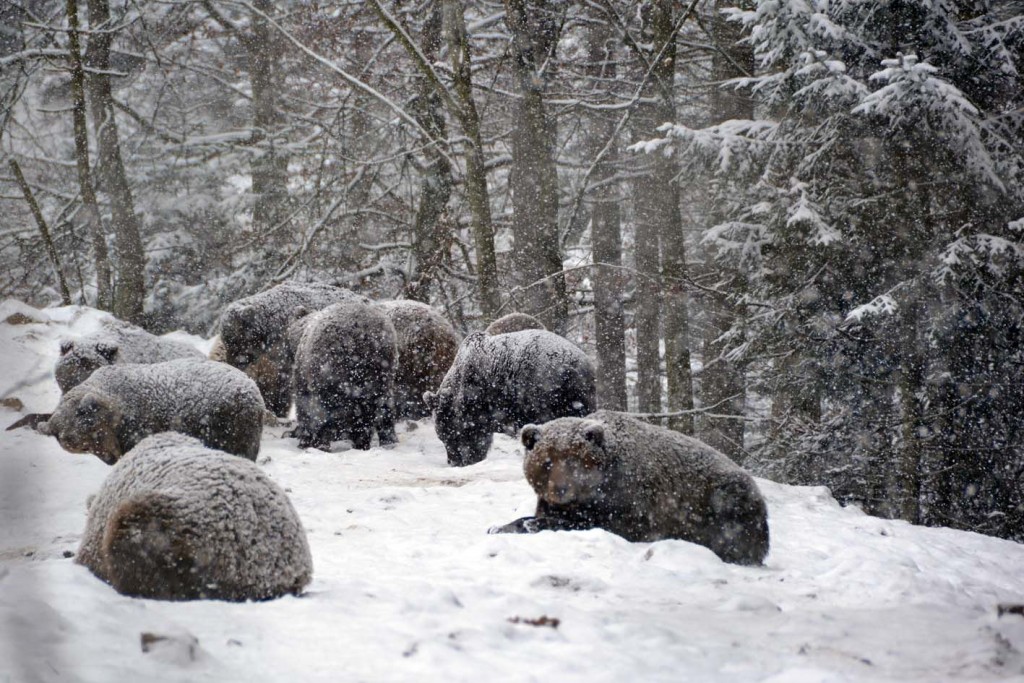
[218,281,368,416]
[425,330,596,467]
[77,432,312,601]
[55,318,203,393]
[376,300,459,419]
[491,410,770,566]
[291,302,398,450]
[485,312,546,335]
[39,359,264,463]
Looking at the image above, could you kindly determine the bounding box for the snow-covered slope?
[1,301,1023,683]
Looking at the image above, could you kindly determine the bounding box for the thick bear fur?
[291,302,398,450]
[77,432,312,601]
[39,359,264,463]
[218,281,368,416]
[55,318,203,393]
[485,312,546,335]
[424,330,596,467]
[493,410,770,566]
[377,300,459,419]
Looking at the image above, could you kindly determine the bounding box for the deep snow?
[1,300,1023,683]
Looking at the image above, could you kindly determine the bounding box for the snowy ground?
[1,300,1023,683]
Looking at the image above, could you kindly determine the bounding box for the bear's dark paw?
[489,516,572,535]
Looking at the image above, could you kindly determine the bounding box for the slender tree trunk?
[66,0,112,310]
[85,0,146,323]
[587,19,627,410]
[699,0,753,460]
[9,159,73,305]
[647,0,694,434]
[249,0,290,241]
[897,296,925,524]
[503,0,567,332]
[443,0,500,320]
[405,1,452,303]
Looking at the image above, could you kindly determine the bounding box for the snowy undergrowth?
[1,300,1023,683]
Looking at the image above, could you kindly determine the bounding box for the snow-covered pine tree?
[640,0,1024,539]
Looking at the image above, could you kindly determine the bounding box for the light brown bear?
[491,410,770,565]
[39,359,264,463]
[77,432,312,601]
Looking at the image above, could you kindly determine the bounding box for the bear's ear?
[582,423,605,449]
[291,305,310,321]
[95,342,119,362]
[423,391,439,411]
[521,424,542,450]
[59,340,74,356]
[77,394,105,415]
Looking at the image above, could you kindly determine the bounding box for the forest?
[1,0,1023,545]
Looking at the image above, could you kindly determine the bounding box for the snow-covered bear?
[77,432,312,601]
[484,312,546,335]
[218,281,368,416]
[376,300,460,419]
[55,318,203,393]
[492,410,770,566]
[40,359,264,463]
[424,330,596,466]
[291,302,398,450]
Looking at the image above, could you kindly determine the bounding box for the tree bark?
[897,296,925,524]
[405,1,452,303]
[503,0,567,332]
[699,0,753,460]
[66,0,112,310]
[586,18,627,410]
[85,0,146,323]
[248,0,290,241]
[443,0,500,320]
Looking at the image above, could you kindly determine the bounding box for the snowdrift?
[1,300,1023,683]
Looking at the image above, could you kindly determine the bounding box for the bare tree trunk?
[9,159,73,305]
[249,0,290,240]
[503,0,567,332]
[85,0,146,323]
[405,1,452,303]
[66,0,112,310]
[443,0,500,320]
[897,296,925,524]
[586,19,627,410]
[699,0,753,460]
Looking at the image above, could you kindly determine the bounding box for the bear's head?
[218,304,264,369]
[521,419,611,506]
[39,388,123,464]
[425,334,494,467]
[54,339,120,393]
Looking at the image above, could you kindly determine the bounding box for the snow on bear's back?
[77,432,313,601]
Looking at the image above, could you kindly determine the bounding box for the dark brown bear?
[491,410,770,566]
[291,302,398,450]
[485,312,546,335]
[424,330,596,466]
[377,300,459,419]
[218,281,368,416]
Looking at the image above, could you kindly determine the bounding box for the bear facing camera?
[77,432,313,601]
[491,410,770,566]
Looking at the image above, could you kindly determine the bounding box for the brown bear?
[77,432,313,601]
[491,410,770,566]
[39,359,264,463]
[485,312,546,335]
[55,318,203,393]
[291,302,398,450]
[218,281,368,416]
[377,300,460,419]
[424,330,596,466]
